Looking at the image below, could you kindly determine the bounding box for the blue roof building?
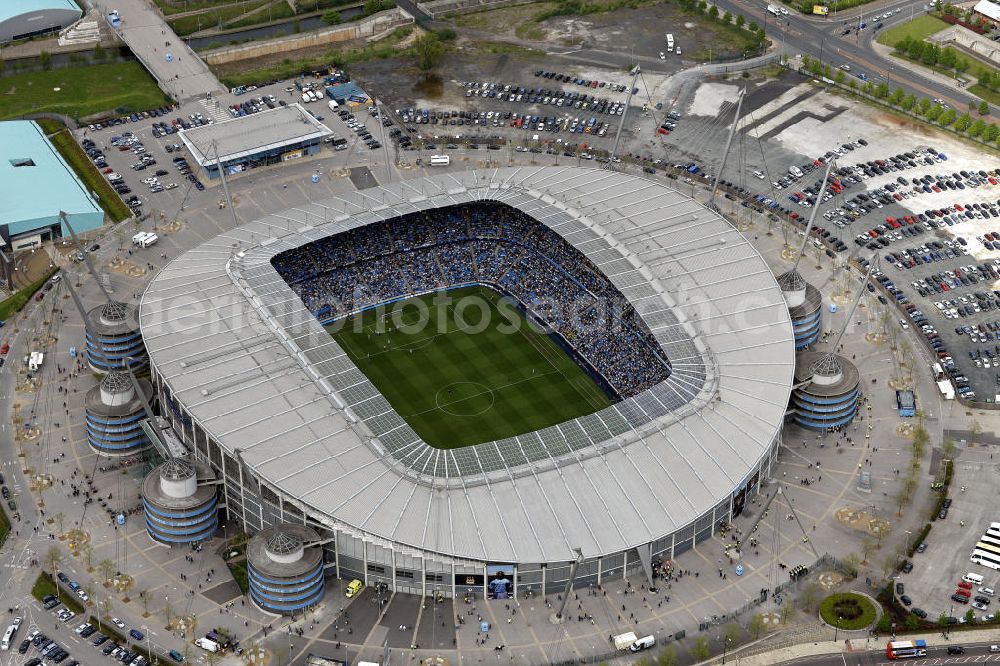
[0,121,104,248]
[0,0,82,43]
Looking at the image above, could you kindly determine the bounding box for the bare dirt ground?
[451,1,756,59]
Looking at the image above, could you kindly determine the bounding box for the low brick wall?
[202,8,414,65]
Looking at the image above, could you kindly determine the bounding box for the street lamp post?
[834,615,841,642]
[722,636,732,664]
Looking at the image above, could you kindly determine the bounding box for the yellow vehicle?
[346,579,364,598]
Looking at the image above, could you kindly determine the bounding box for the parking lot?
[891,449,1000,625]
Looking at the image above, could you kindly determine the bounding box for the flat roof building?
[0,120,104,249]
[178,104,332,179]
[0,0,82,43]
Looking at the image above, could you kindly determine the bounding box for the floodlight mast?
[789,159,835,276]
[59,211,113,303]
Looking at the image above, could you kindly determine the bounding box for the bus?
[980,533,1000,548]
[0,624,15,651]
[886,640,927,659]
[971,548,1000,570]
[977,541,1000,557]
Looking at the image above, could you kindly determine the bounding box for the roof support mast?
[790,159,835,274]
[606,65,641,171]
[707,88,746,210]
[59,211,113,303]
[213,140,239,230]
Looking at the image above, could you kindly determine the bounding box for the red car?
[955,587,972,598]
[958,580,973,590]
[0,343,8,355]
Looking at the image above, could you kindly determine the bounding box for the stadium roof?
[178,104,332,168]
[140,167,795,564]
[0,120,102,228]
[0,0,79,24]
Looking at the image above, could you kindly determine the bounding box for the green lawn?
[819,593,878,630]
[45,125,132,222]
[0,62,170,121]
[876,14,949,46]
[330,286,612,448]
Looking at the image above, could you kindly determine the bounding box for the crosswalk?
[198,98,231,124]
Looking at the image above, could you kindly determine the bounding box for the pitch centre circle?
[436,381,495,417]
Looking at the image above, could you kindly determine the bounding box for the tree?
[83,582,95,606]
[54,512,65,536]
[82,544,94,570]
[725,622,741,647]
[937,612,949,629]
[163,599,174,627]
[980,70,995,89]
[861,536,876,563]
[708,5,719,19]
[954,112,972,132]
[780,599,796,624]
[45,547,61,574]
[876,82,890,99]
[723,10,732,23]
[691,636,711,660]
[985,123,999,142]
[801,581,821,612]
[904,613,920,630]
[413,33,445,71]
[980,100,990,116]
[891,87,906,105]
[918,97,932,115]
[39,51,52,71]
[99,596,112,618]
[748,20,759,32]
[657,645,678,666]
[970,118,987,137]
[939,107,957,126]
[98,558,115,583]
[901,93,916,111]
[736,14,746,27]
[926,104,943,122]
[965,608,977,624]
[835,70,846,85]
[749,613,766,639]
[322,9,341,24]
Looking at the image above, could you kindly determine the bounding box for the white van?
[195,637,219,653]
[328,99,339,111]
[430,155,450,166]
[629,635,655,652]
[138,233,158,248]
[963,572,984,585]
[132,231,152,245]
[301,92,312,104]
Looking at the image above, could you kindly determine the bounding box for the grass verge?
[0,62,170,122]
[167,0,271,35]
[213,26,412,87]
[820,592,877,630]
[0,267,59,322]
[45,124,132,223]
[0,505,9,547]
[32,572,86,615]
[330,285,612,448]
[226,558,249,594]
[876,14,949,46]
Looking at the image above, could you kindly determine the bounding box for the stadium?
[139,166,795,599]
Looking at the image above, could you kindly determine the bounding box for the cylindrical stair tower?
[778,270,823,350]
[142,458,219,544]
[247,525,325,614]
[85,371,152,456]
[792,351,861,430]
[85,301,146,372]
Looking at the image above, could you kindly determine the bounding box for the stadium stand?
[272,201,672,398]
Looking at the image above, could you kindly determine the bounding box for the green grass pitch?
[329,286,612,449]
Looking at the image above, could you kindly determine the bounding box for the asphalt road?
[713,0,995,115]
[783,640,1000,665]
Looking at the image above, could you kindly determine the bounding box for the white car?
[111,617,127,630]
[780,6,789,13]
[659,52,665,60]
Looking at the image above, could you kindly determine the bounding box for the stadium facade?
[140,167,795,598]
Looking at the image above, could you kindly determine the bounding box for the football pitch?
[329,286,612,449]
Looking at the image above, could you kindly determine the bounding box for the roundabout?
[819,592,879,631]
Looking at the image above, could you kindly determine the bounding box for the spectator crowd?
[272,202,671,397]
